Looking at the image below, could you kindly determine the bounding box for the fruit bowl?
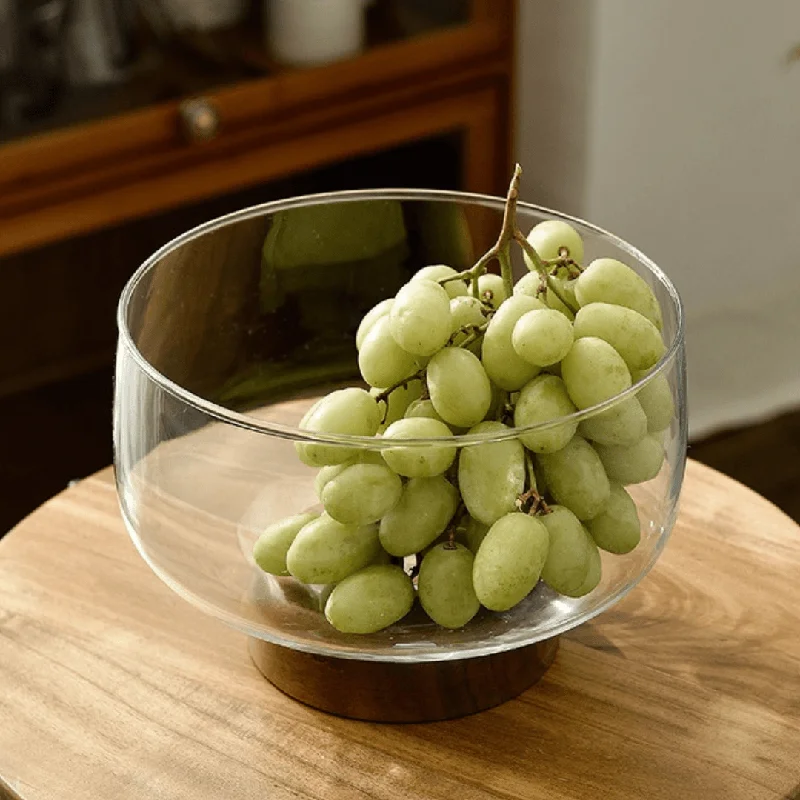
[114,183,687,721]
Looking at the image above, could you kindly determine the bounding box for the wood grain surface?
[1,460,799,799]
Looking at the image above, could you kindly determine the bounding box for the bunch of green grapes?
[253,171,673,635]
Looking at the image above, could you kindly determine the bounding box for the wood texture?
[1,460,799,799]
[249,637,559,723]
[0,82,507,259]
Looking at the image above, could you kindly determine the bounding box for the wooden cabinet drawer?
[0,4,511,259]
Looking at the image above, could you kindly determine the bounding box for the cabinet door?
[0,0,514,258]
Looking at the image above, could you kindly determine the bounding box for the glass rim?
[116,188,685,447]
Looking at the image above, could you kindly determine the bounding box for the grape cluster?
[253,171,673,635]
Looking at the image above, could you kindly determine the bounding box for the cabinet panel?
[0,131,465,397]
[0,81,507,259]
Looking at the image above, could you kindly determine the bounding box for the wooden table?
[1,461,799,799]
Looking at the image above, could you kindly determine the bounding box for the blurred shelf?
[0,0,515,522]
[0,0,514,259]
[0,0,472,145]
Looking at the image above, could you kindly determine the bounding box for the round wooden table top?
[1,460,799,800]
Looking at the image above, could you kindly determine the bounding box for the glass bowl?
[114,189,687,669]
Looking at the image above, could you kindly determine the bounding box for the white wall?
[517,0,800,438]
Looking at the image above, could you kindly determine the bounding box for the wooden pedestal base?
[248,636,559,722]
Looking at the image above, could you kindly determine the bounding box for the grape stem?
[437,165,523,299]
[377,320,489,409]
[373,368,426,409]
[439,164,580,314]
[517,454,551,516]
[514,232,579,313]
[438,271,475,286]
[448,320,490,349]
[516,487,551,517]
[545,255,583,280]
[525,452,538,493]
[379,165,582,413]
[498,248,514,301]
[445,502,468,548]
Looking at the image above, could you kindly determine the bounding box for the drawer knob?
[179,98,220,143]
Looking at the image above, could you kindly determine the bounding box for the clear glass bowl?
[114,189,687,663]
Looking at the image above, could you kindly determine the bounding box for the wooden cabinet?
[0,0,515,262]
[0,0,516,534]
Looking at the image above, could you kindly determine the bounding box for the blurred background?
[0,0,797,535]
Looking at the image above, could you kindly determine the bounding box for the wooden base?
[248,636,559,722]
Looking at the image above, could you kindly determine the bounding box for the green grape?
[413,264,468,299]
[477,273,508,309]
[379,476,459,556]
[356,298,394,351]
[472,512,550,612]
[418,543,480,629]
[560,336,632,410]
[586,483,641,554]
[359,315,422,389]
[573,303,665,372]
[295,388,381,467]
[525,219,585,264]
[357,450,386,466]
[632,369,675,433]
[561,537,602,598]
[537,436,610,520]
[458,421,525,526]
[286,514,380,584]
[253,512,319,576]
[315,451,387,497]
[575,258,662,329]
[389,279,452,357]
[324,565,415,634]
[515,272,576,320]
[419,531,452,559]
[299,397,324,426]
[381,417,456,478]
[449,295,486,354]
[512,272,544,299]
[594,435,665,485]
[314,461,352,499]
[511,308,574,367]
[427,347,492,428]
[462,516,490,553]
[321,463,403,525]
[544,287,576,318]
[540,506,594,596]
[650,427,669,448]
[371,381,422,430]
[404,398,447,424]
[514,374,578,453]
[548,274,580,312]
[481,295,545,391]
[578,397,648,447]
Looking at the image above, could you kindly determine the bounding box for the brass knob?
[179,98,220,143]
